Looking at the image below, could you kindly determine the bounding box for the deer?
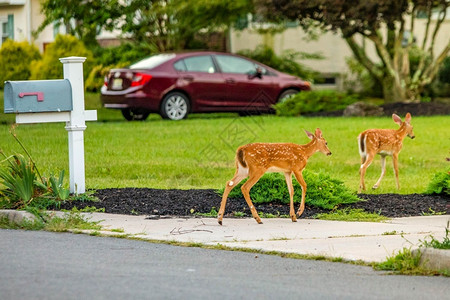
[217,128,332,225]
[358,113,415,192]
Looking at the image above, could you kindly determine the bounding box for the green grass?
[1,91,449,193]
[314,208,389,222]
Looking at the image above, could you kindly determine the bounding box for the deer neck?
[395,124,408,140]
[301,139,319,158]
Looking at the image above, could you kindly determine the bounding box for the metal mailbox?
[4,79,73,113]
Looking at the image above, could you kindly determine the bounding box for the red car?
[101,51,311,120]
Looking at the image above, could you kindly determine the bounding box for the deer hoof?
[372,185,379,190]
[291,215,297,222]
[218,219,222,225]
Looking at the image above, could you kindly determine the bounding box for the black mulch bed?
[58,101,449,219]
[58,188,450,219]
[305,100,450,117]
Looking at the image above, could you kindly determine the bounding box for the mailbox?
[4,79,73,113]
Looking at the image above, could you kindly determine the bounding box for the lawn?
[0,91,448,193]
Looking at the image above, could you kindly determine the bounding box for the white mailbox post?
[6,56,97,194]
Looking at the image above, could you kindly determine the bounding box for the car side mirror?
[248,68,263,80]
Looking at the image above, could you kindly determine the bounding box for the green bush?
[344,57,384,98]
[85,62,128,92]
[218,171,361,210]
[238,45,320,81]
[274,89,360,116]
[85,42,156,92]
[0,153,39,207]
[91,42,156,67]
[438,56,450,84]
[425,170,449,195]
[0,40,41,89]
[30,34,94,81]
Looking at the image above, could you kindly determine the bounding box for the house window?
[1,14,14,44]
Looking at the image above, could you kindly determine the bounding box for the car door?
[173,55,227,110]
[213,54,279,109]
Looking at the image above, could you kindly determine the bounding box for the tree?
[119,0,253,51]
[0,40,41,88]
[36,0,124,47]
[37,0,253,51]
[255,0,450,102]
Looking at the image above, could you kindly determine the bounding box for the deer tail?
[237,148,247,168]
[358,133,367,164]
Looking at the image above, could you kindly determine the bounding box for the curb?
[0,209,39,224]
[413,248,450,272]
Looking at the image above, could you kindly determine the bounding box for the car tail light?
[131,73,152,87]
[104,75,109,86]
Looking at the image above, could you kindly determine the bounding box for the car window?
[174,56,216,73]
[215,55,258,74]
[130,54,176,69]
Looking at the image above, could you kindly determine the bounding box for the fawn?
[218,128,332,225]
[358,113,415,192]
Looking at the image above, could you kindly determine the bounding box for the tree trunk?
[381,76,407,103]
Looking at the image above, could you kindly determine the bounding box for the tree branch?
[421,1,433,51]
[422,41,450,85]
[367,33,395,77]
[344,36,382,81]
[428,4,447,60]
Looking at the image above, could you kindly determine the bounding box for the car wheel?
[121,108,150,121]
[278,89,299,103]
[160,92,190,120]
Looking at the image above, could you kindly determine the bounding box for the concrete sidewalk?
[2,209,449,266]
[85,213,450,264]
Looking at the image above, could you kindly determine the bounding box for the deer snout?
[409,134,415,139]
[327,152,332,156]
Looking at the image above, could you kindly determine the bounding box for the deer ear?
[315,128,323,138]
[392,114,402,126]
[304,129,314,140]
[405,112,412,123]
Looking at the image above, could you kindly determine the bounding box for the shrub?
[274,89,360,116]
[85,62,128,92]
[217,171,361,210]
[85,42,155,92]
[344,57,384,98]
[0,40,41,89]
[238,45,321,81]
[91,42,156,66]
[425,170,449,195]
[0,131,71,210]
[30,34,94,81]
[438,56,450,84]
[0,153,42,208]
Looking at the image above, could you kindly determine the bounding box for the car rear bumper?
[100,86,160,111]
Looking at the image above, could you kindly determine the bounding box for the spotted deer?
[218,128,332,225]
[358,113,415,192]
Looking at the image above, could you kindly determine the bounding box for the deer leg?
[241,169,265,224]
[218,167,248,225]
[284,172,297,222]
[392,153,400,189]
[359,154,374,192]
[373,155,386,189]
[293,170,307,217]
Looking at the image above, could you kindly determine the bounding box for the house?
[2,1,449,89]
[0,0,57,52]
[229,13,450,88]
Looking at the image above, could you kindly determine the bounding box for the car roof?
[167,51,278,72]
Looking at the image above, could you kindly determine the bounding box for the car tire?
[160,92,190,120]
[278,89,299,103]
[121,108,150,121]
